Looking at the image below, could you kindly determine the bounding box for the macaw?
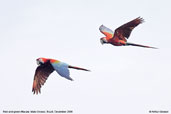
[32,57,90,94]
[99,17,157,49]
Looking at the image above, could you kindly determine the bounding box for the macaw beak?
[100,39,104,45]
[36,60,40,66]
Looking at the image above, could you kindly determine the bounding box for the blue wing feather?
[51,62,73,81]
[99,25,114,38]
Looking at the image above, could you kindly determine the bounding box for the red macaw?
[99,17,157,49]
[32,57,90,94]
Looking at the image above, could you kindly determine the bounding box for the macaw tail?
[68,65,90,71]
[126,42,158,49]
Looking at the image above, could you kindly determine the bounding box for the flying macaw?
[32,57,90,94]
[99,17,157,49]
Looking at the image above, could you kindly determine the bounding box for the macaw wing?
[32,61,54,94]
[113,17,144,40]
[99,25,114,38]
[51,62,73,81]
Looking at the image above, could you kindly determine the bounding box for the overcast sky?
[0,0,171,114]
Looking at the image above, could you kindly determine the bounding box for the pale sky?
[0,0,171,114]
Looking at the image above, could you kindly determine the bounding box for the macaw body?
[99,17,157,49]
[32,57,90,94]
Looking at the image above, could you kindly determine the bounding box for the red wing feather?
[113,17,144,40]
[32,61,54,94]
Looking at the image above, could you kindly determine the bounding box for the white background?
[0,0,171,114]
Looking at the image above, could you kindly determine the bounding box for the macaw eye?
[39,59,43,63]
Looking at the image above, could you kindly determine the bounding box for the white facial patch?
[39,58,44,63]
[103,38,108,43]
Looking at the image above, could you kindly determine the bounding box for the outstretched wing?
[51,62,73,81]
[99,25,114,38]
[113,17,144,40]
[32,61,54,94]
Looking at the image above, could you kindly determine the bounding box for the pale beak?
[100,39,104,45]
[36,60,40,66]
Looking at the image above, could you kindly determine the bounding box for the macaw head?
[36,58,49,66]
[100,37,108,44]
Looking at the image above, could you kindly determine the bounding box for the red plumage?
[100,17,157,49]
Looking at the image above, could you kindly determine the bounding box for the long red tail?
[126,42,158,49]
[68,65,90,71]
